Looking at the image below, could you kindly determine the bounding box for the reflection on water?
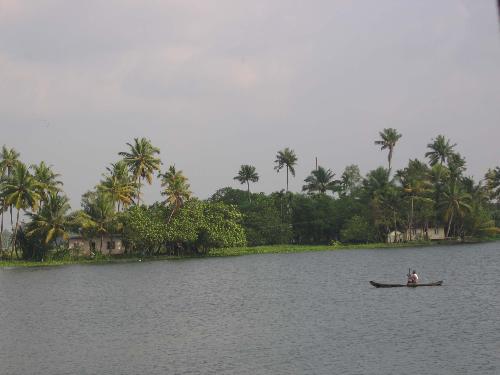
[1,242,499,375]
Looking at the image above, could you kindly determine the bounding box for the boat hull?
[370,280,443,288]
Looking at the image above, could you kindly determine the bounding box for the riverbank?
[1,240,469,268]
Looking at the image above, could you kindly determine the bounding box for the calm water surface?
[1,242,499,375]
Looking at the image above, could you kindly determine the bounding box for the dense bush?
[340,215,373,243]
[120,200,246,256]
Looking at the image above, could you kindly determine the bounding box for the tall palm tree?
[118,138,161,205]
[374,128,402,175]
[234,165,259,201]
[0,146,21,227]
[98,161,136,211]
[274,148,297,192]
[31,161,63,209]
[302,166,339,195]
[1,163,40,258]
[160,165,192,223]
[26,192,71,245]
[425,135,456,166]
[440,182,472,237]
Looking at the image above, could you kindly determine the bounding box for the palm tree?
[376,185,403,237]
[339,165,362,197]
[484,167,500,202]
[31,161,63,209]
[160,165,192,223]
[440,182,472,237]
[425,135,456,166]
[374,128,402,175]
[118,138,161,205]
[0,146,21,227]
[274,148,297,192]
[302,166,339,195]
[81,190,116,253]
[234,165,259,201]
[447,152,466,181]
[396,160,432,240]
[362,167,392,199]
[1,163,40,258]
[26,193,71,245]
[98,161,136,211]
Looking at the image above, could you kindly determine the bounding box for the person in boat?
[407,270,419,285]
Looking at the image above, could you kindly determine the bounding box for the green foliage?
[17,225,48,261]
[26,193,71,245]
[425,135,456,166]
[340,215,373,243]
[121,205,168,255]
[234,164,259,198]
[291,194,338,244]
[196,201,246,252]
[120,200,246,256]
[118,137,161,204]
[302,166,339,195]
[374,128,402,172]
[211,188,292,246]
[274,147,298,191]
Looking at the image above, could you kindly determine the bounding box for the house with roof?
[68,234,125,256]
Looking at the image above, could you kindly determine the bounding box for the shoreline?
[2,239,496,268]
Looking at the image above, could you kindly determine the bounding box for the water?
[1,242,499,375]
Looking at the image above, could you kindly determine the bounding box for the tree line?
[1,129,499,261]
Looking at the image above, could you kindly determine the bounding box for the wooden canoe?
[370,280,443,288]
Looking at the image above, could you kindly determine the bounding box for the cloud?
[0,0,499,208]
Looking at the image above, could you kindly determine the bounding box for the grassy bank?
[2,237,497,268]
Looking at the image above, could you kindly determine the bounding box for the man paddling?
[407,270,419,285]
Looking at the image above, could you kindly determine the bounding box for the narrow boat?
[370,280,443,288]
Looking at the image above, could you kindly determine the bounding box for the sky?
[1,0,499,209]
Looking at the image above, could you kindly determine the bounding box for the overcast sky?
[1,0,499,208]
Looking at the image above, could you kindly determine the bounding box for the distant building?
[403,226,446,242]
[68,234,125,256]
[387,231,403,243]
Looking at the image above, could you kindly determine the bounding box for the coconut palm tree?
[374,128,402,175]
[234,165,259,201]
[98,161,136,211]
[81,190,116,253]
[26,192,71,245]
[447,152,466,181]
[440,182,472,237]
[396,160,432,240]
[118,138,161,205]
[302,166,339,195]
[274,148,297,192]
[1,163,40,258]
[484,167,500,202]
[339,165,362,197]
[31,161,63,209]
[0,146,21,227]
[160,165,192,223]
[362,167,392,199]
[425,135,457,166]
